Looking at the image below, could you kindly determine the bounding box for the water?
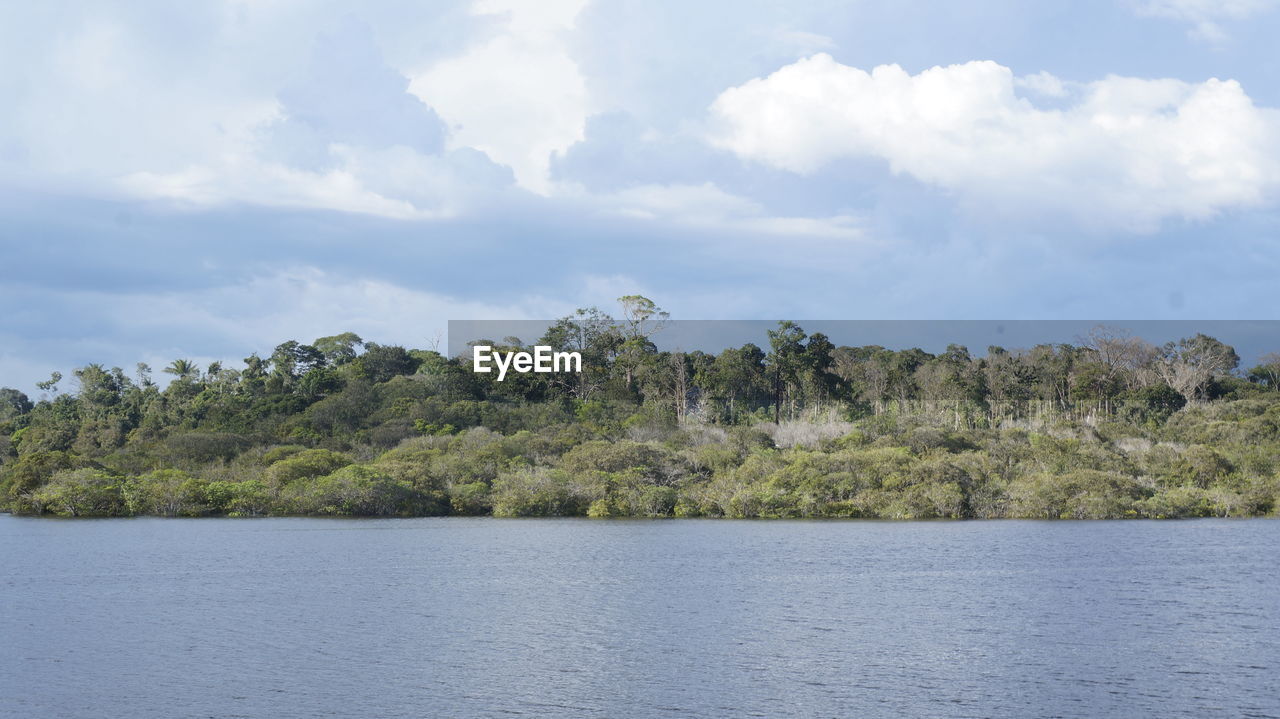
[1,516,1277,718]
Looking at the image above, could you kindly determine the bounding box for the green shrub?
[1,450,98,512]
[123,470,211,516]
[281,465,424,516]
[880,481,966,519]
[491,468,586,517]
[206,480,273,516]
[1008,470,1149,519]
[1137,487,1216,518]
[559,440,674,481]
[258,445,309,466]
[449,481,492,515]
[265,449,351,486]
[29,468,126,517]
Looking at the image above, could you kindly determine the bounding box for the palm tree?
[163,359,200,382]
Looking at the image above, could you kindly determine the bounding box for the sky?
[3,0,1280,392]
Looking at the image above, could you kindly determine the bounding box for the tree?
[0,388,32,421]
[888,348,932,402]
[637,351,694,423]
[618,295,669,338]
[270,341,325,380]
[982,346,1035,403]
[36,371,62,395]
[1248,352,1280,391]
[352,343,420,384]
[539,307,622,398]
[800,332,838,408]
[1081,325,1158,391]
[1156,334,1240,402]
[73,364,127,418]
[8,321,1280,520]
[163,359,200,382]
[831,345,894,406]
[766,321,807,421]
[616,295,668,392]
[917,344,982,403]
[240,354,269,396]
[1026,344,1076,405]
[314,332,364,366]
[702,344,767,422]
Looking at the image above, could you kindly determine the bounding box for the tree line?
[2,297,1279,519]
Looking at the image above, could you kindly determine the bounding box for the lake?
[1,515,1277,718]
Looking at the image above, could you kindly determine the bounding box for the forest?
[3,297,1280,520]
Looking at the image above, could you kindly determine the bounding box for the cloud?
[551,112,725,191]
[408,0,591,194]
[1014,71,1069,98]
[708,54,1280,231]
[118,144,514,220]
[0,7,515,220]
[0,265,570,392]
[115,17,519,219]
[1133,0,1279,41]
[1,10,275,186]
[602,182,863,239]
[264,19,447,170]
[111,266,557,350]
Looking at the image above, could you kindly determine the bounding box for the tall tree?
[163,359,200,382]
[1156,334,1240,401]
[540,307,622,398]
[800,332,838,408]
[766,321,807,421]
[701,343,767,422]
[0,388,32,421]
[616,295,668,392]
[314,332,364,366]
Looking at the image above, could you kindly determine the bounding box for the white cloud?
[409,0,591,194]
[708,54,1280,231]
[118,160,431,220]
[0,267,573,391]
[124,267,558,351]
[603,182,864,239]
[0,8,516,221]
[4,15,272,184]
[1133,0,1279,41]
[1015,71,1069,98]
[263,19,448,168]
[118,144,513,220]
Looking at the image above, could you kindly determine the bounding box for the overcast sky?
[3,0,1280,391]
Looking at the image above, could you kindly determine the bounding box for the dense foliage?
[3,300,1279,519]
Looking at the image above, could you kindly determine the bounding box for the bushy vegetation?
[3,300,1279,519]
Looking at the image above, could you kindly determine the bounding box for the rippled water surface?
[1,516,1278,718]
